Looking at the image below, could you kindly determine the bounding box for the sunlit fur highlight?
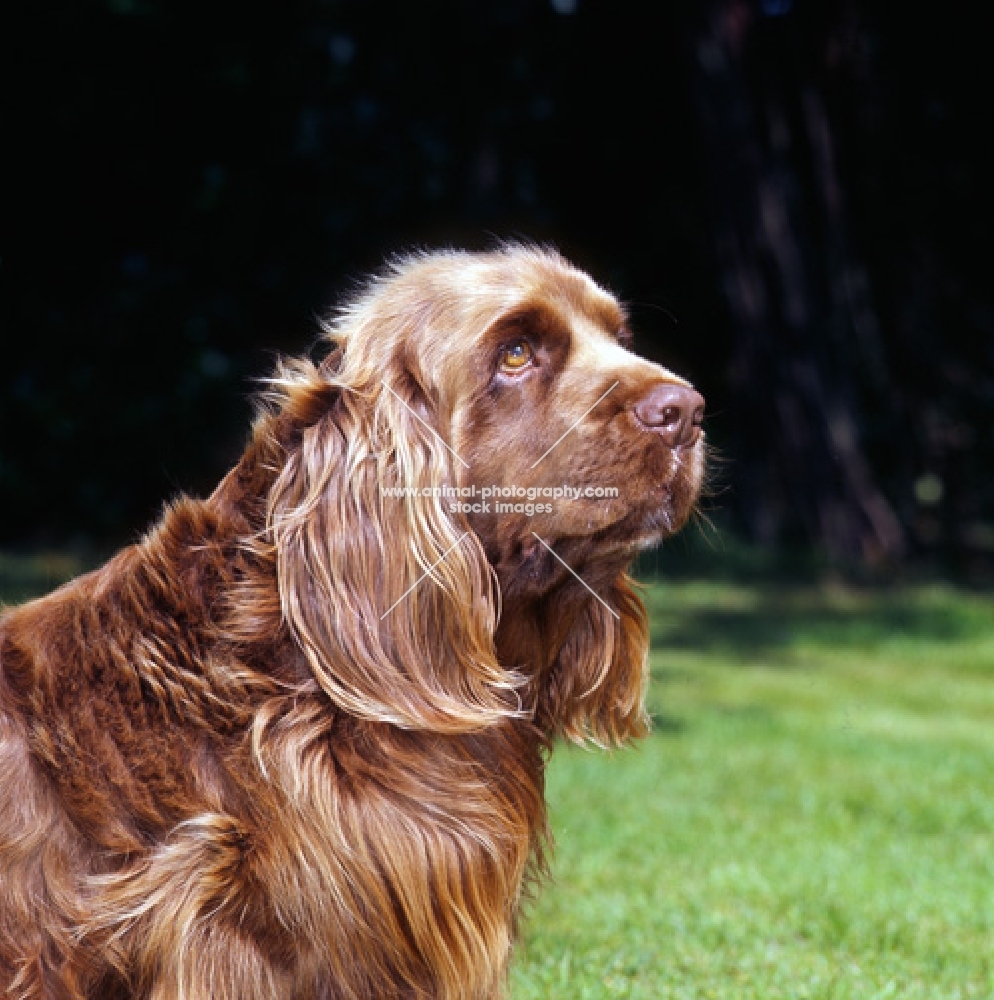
[0,245,703,999]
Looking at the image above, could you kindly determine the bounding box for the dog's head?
[261,247,704,743]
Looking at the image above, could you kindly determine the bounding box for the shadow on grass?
[647,587,992,662]
[646,711,685,733]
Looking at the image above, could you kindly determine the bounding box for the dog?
[0,245,705,999]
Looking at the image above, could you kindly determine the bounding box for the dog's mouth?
[468,430,705,596]
[489,476,701,597]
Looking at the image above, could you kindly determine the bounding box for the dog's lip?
[521,484,675,537]
[483,475,690,569]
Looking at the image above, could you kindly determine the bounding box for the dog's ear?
[268,364,523,733]
[537,573,649,746]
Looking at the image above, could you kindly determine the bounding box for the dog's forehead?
[483,252,625,336]
[563,286,626,337]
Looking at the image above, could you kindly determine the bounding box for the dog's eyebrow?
[485,302,571,349]
[586,296,626,340]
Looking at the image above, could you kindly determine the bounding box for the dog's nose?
[633,382,705,449]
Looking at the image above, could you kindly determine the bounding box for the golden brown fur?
[0,246,705,999]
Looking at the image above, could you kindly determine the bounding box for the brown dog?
[0,246,705,1000]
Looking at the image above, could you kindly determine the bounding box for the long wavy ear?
[537,573,649,747]
[267,365,523,733]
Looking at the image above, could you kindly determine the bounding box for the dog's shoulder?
[0,497,260,848]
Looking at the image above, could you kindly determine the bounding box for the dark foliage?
[1,0,991,576]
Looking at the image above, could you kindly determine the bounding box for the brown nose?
[633,382,705,449]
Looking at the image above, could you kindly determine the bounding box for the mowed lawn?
[511,581,994,1000]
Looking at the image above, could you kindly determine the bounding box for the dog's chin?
[491,491,699,601]
[594,517,684,561]
[602,476,700,555]
[641,488,696,538]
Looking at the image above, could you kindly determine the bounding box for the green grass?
[511,582,994,999]
[4,560,992,996]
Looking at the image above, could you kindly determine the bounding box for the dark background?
[2,0,992,579]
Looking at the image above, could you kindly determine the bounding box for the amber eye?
[499,339,534,372]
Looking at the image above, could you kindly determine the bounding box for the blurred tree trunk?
[686,0,905,567]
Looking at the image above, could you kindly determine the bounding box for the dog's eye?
[499,339,535,372]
